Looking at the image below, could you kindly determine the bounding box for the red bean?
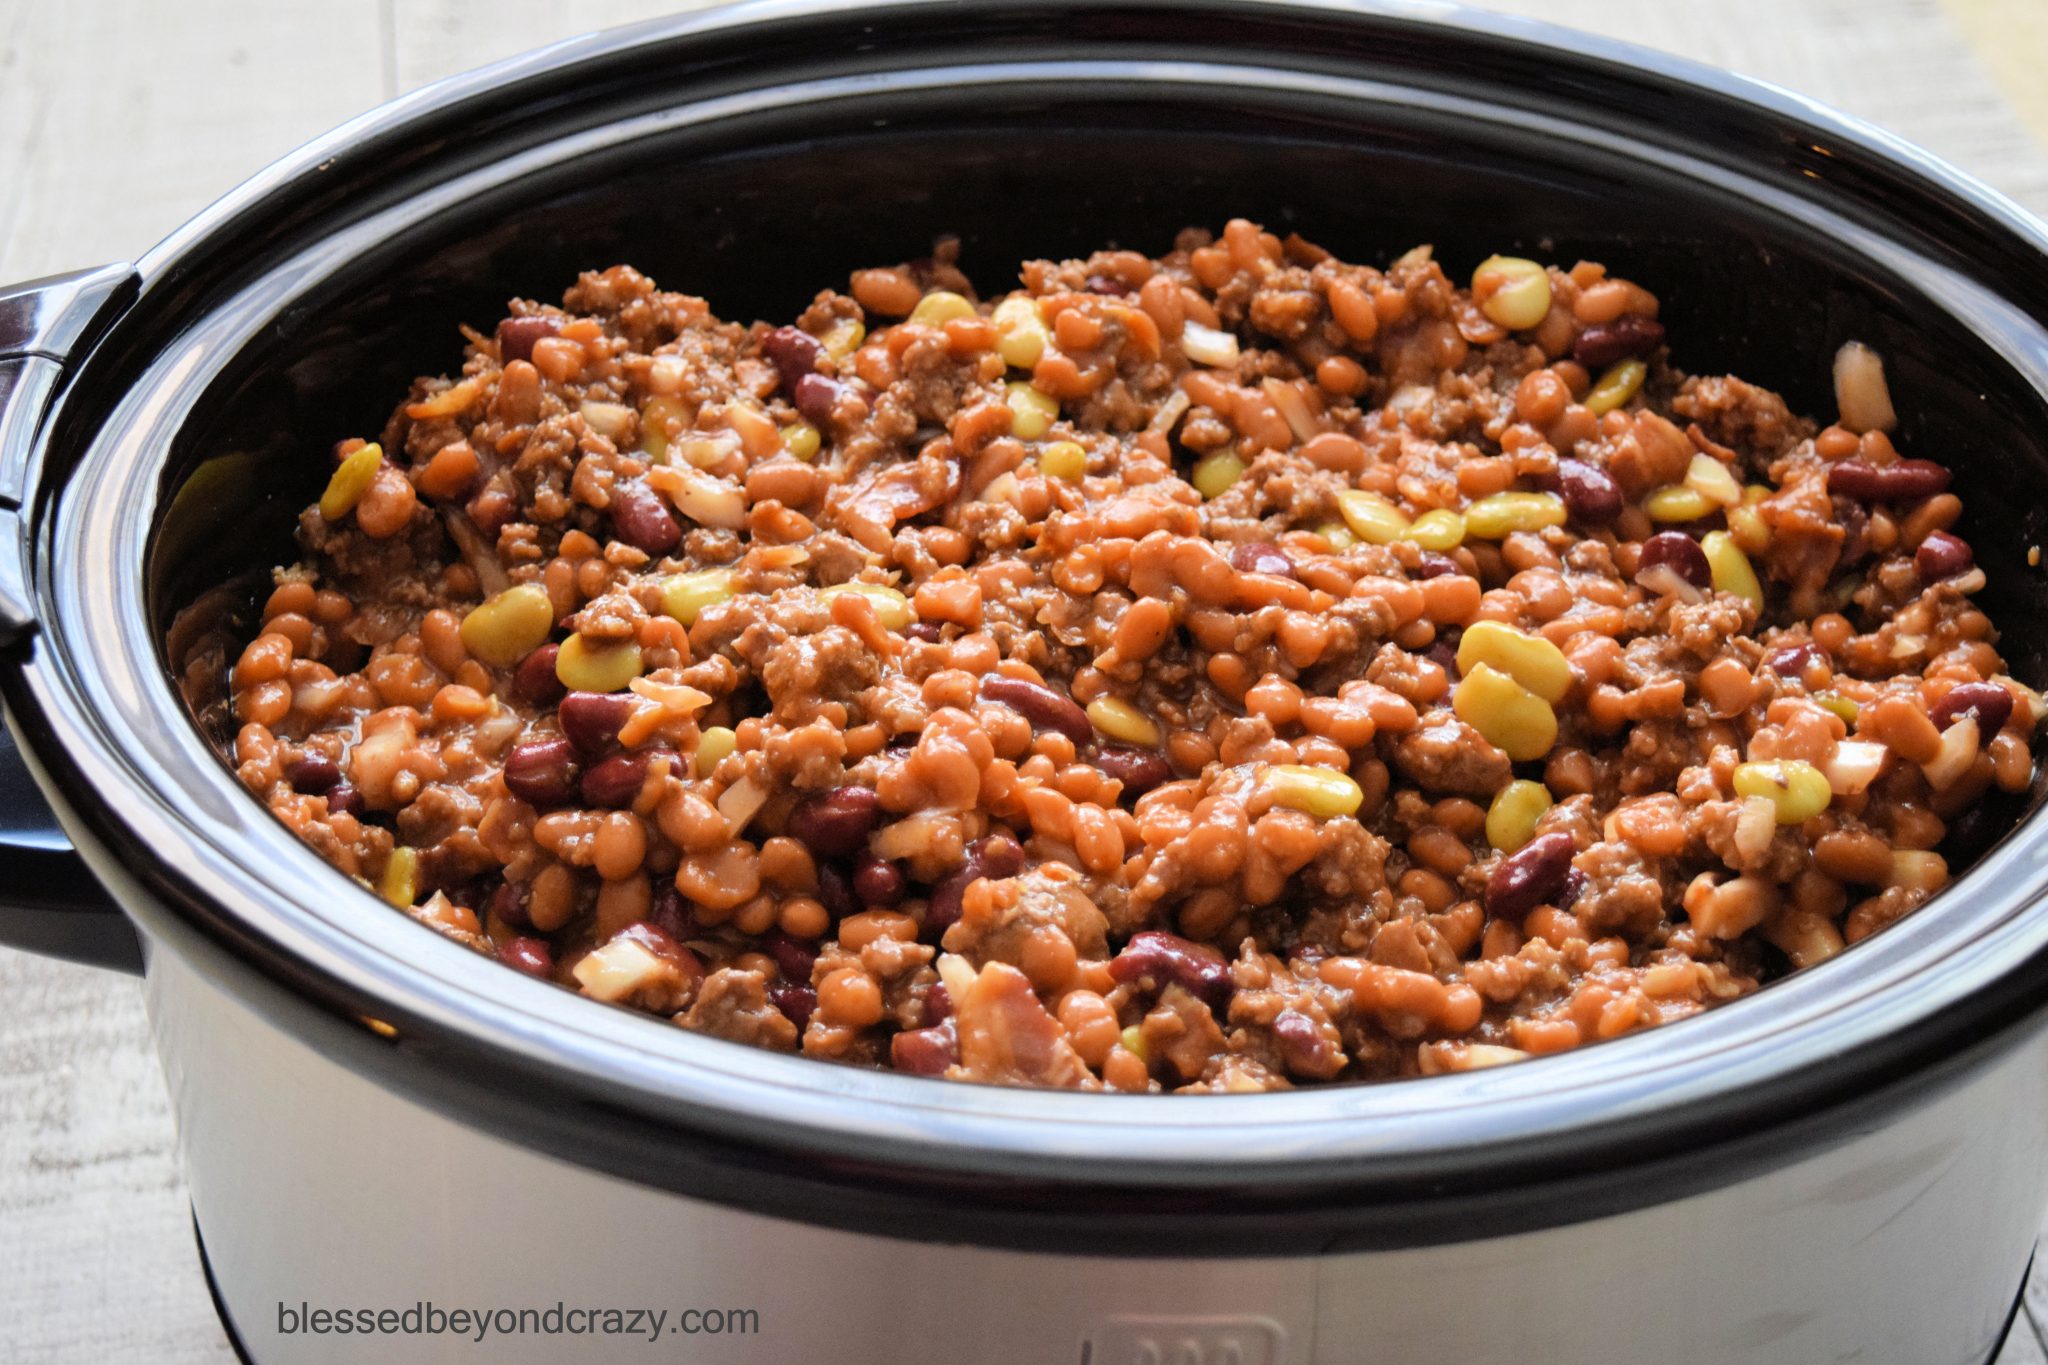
[500,936,555,978]
[489,880,531,928]
[1108,931,1233,1009]
[504,736,581,807]
[496,315,560,366]
[981,675,1091,744]
[762,931,820,981]
[770,981,818,1031]
[891,1019,958,1074]
[1827,459,1951,503]
[923,981,953,1025]
[647,883,696,943]
[618,920,705,985]
[285,754,341,795]
[1096,746,1172,800]
[559,691,635,757]
[581,748,673,809]
[1571,316,1665,370]
[787,786,882,859]
[325,784,365,818]
[513,645,566,706]
[907,622,945,643]
[465,485,519,538]
[1637,531,1710,589]
[1085,274,1129,296]
[1414,553,1462,580]
[1915,530,1974,582]
[793,372,852,429]
[1765,642,1823,678]
[1485,831,1577,919]
[762,325,824,392]
[1229,542,1296,578]
[1557,459,1622,525]
[607,480,681,557]
[852,856,906,906]
[1931,682,2013,734]
[925,833,1025,935]
[1272,1009,1340,1076]
[815,864,858,920]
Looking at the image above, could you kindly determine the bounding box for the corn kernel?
[1733,759,1831,824]
[1407,509,1467,551]
[1119,1024,1150,1062]
[781,421,821,462]
[1087,696,1160,747]
[1585,358,1647,415]
[458,582,555,668]
[1727,503,1770,555]
[695,725,737,777]
[1486,779,1554,852]
[992,296,1050,370]
[821,318,865,360]
[1817,693,1860,726]
[1006,381,1059,440]
[1317,521,1358,551]
[638,396,690,463]
[1702,530,1763,609]
[1457,619,1572,703]
[378,846,418,908]
[910,290,977,327]
[1472,255,1552,330]
[1684,451,1743,507]
[1261,764,1366,819]
[1452,663,1557,761]
[1192,449,1246,500]
[1644,484,1717,522]
[555,632,644,693]
[1335,489,1412,545]
[1464,491,1567,540]
[320,443,384,521]
[1039,440,1087,482]
[660,569,736,626]
[820,582,913,630]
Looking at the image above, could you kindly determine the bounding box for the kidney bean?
[607,481,681,557]
[558,691,635,757]
[1557,867,1588,911]
[1096,745,1172,800]
[1229,542,1296,578]
[924,833,1025,935]
[1272,1009,1341,1076]
[618,919,698,970]
[815,863,858,921]
[512,645,567,706]
[1637,530,1710,589]
[788,786,882,860]
[1426,638,1460,674]
[770,982,818,1032]
[496,315,560,366]
[762,931,820,982]
[500,936,555,978]
[488,880,531,928]
[1108,931,1233,1010]
[853,856,907,906]
[1414,552,1462,580]
[1765,642,1823,677]
[1556,459,1623,525]
[907,621,946,643]
[324,784,365,818]
[1485,831,1577,919]
[891,1019,958,1074]
[1571,316,1665,370]
[981,675,1091,745]
[285,754,341,795]
[648,884,696,943]
[1915,530,1974,582]
[762,325,824,392]
[582,748,674,809]
[923,982,953,1026]
[793,372,851,429]
[1931,681,2013,734]
[1827,459,1951,502]
[1085,274,1129,296]
[504,736,581,808]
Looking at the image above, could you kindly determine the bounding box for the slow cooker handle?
[0,263,144,974]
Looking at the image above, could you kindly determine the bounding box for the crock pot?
[6,3,2048,1362]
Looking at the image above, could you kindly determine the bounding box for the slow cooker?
[5,3,2048,1362]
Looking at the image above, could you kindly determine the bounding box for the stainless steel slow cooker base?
[151,946,2048,1365]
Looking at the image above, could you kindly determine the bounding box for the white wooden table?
[3,3,2046,1361]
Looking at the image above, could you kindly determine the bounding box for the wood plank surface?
[1,3,2044,1362]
